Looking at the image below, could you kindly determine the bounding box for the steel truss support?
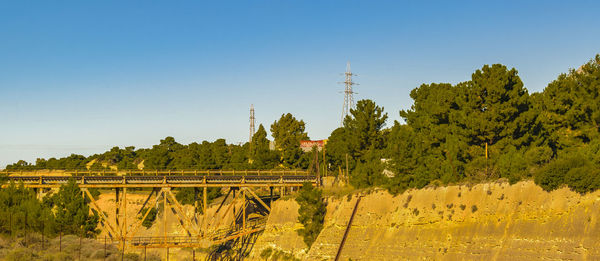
[65,182,300,249]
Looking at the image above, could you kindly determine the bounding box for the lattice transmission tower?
[249,104,255,143]
[341,61,358,126]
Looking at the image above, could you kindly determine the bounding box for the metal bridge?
[3,169,318,256]
[5,174,316,188]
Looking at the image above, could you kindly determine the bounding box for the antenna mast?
[341,61,357,126]
[249,104,255,143]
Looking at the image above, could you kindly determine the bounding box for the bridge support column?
[269,187,273,208]
[115,188,120,236]
[242,188,246,229]
[193,188,198,223]
[123,187,127,244]
[163,188,168,245]
[203,187,207,215]
[232,188,236,222]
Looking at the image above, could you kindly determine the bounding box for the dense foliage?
[270,113,310,168]
[295,182,326,247]
[49,179,99,236]
[0,180,99,238]
[327,55,600,194]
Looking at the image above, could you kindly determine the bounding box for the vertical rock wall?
[252,181,600,260]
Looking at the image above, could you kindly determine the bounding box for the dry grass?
[0,234,161,261]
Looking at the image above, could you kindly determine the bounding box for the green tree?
[250,124,278,169]
[344,99,388,159]
[325,127,354,174]
[51,179,99,237]
[270,113,309,168]
[537,55,600,151]
[399,83,466,184]
[0,182,56,236]
[458,64,537,177]
[295,182,326,248]
[328,99,388,188]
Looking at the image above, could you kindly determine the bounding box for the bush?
[564,165,600,194]
[535,154,586,191]
[139,207,157,228]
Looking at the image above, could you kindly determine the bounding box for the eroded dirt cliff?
[252,180,600,260]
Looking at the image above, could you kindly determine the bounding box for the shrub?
[471,205,478,213]
[564,165,600,193]
[139,207,158,228]
[535,154,586,191]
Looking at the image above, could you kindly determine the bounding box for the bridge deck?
[5,175,317,188]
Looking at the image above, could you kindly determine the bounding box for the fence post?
[25,211,28,247]
[41,220,44,251]
[79,230,82,261]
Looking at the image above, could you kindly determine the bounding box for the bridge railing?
[1,169,310,177]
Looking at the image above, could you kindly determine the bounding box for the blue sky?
[1,1,599,168]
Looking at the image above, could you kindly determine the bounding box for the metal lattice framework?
[4,170,317,251]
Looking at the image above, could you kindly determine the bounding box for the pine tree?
[270,113,309,168]
[295,182,326,248]
[52,179,99,237]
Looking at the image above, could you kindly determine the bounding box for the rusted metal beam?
[82,188,118,237]
[165,189,197,235]
[213,190,238,230]
[215,188,232,213]
[137,188,157,215]
[242,187,271,213]
[126,190,164,238]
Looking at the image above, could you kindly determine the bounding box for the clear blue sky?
[1,1,599,168]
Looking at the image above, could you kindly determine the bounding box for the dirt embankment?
[251,180,600,260]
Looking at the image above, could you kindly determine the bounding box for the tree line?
[326,55,600,194]
[5,113,312,171]
[6,55,600,194]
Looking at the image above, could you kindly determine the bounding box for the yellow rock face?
[253,180,600,260]
[249,198,309,259]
